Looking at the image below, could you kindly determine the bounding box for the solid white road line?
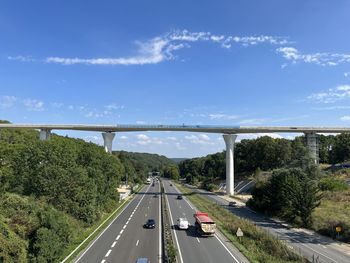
[158,182,162,263]
[214,235,240,263]
[164,182,184,263]
[73,186,146,263]
[196,237,200,243]
[105,249,112,257]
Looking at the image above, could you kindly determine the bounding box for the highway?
[162,179,249,263]
[191,187,350,263]
[75,182,161,263]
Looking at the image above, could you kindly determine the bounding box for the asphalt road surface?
[163,179,249,263]
[75,182,161,263]
[191,186,350,263]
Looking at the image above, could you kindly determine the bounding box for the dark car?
[144,219,156,229]
[228,201,237,207]
[177,195,183,200]
[170,183,173,186]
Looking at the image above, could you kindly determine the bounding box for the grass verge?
[176,183,306,263]
[60,184,144,262]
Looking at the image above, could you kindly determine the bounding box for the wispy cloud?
[22,99,44,111]
[277,47,350,66]
[307,85,350,103]
[9,29,290,66]
[340,116,350,121]
[208,113,238,120]
[7,55,35,62]
[0,96,17,108]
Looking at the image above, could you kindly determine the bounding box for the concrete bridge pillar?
[39,129,51,141]
[102,132,115,153]
[223,134,237,196]
[305,132,319,164]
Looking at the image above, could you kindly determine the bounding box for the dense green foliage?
[0,125,174,262]
[248,168,322,227]
[115,151,175,184]
[179,136,311,185]
[318,133,350,163]
[162,164,180,180]
[318,177,349,191]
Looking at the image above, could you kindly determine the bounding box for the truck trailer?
[193,211,216,236]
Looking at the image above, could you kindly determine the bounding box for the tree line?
[0,121,174,262]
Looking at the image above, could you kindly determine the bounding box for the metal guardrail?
[160,180,177,263]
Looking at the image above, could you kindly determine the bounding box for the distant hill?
[171,158,189,164]
[114,151,175,178]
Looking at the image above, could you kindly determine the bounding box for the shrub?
[319,177,348,192]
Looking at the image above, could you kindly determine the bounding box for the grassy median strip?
[175,183,306,263]
[60,184,144,262]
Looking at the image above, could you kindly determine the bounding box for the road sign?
[236,227,244,237]
[336,226,342,233]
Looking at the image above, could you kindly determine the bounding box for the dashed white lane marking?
[136,240,139,246]
[116,234,120,240]
[123,225,126,229]
[196,237,200,243]
[145,213,147,217]
[120,229,124,234]
[101,260,106,263]
[111,241,117,248]
[105,249,112,257]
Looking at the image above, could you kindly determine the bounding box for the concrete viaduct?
[1,123,349,195]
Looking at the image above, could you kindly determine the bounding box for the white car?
[177,218,189,230]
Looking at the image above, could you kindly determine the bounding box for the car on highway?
[144,219,156,229]
[170,183,173,186]
[136,258,150,263]
[228,201,237,207]
[177,195,183,200]
[177,217,189,230]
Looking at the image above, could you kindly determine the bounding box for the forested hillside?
[114,150,175,183]
[0,122,174,262]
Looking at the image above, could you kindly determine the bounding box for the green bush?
[319,177,348,192]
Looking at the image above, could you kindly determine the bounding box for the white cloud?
[184,134,214,145]
[7,55,35,62]
[340,116,350,121]
[105,103,124,110]
[11,30,290,66]
[23,99,44,111]
[119,135,128,140]
[0,96,17,108]
[51,102,64,108]
[208,113,238,120]
[277,47,350,66]
[136,134,150,140]
[345,72,350,77]
[307,85,350,103]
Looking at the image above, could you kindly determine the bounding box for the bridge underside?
[1,123,341,195]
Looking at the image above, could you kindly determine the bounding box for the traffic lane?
[164,181,244,263]
[105,182,160,263]
[76,185,150,263]
[195,187,350,263]
[165,183,210,263]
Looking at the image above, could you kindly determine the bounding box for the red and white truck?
[193,211,216,236]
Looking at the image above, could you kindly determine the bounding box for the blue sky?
[1,0,350,157]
